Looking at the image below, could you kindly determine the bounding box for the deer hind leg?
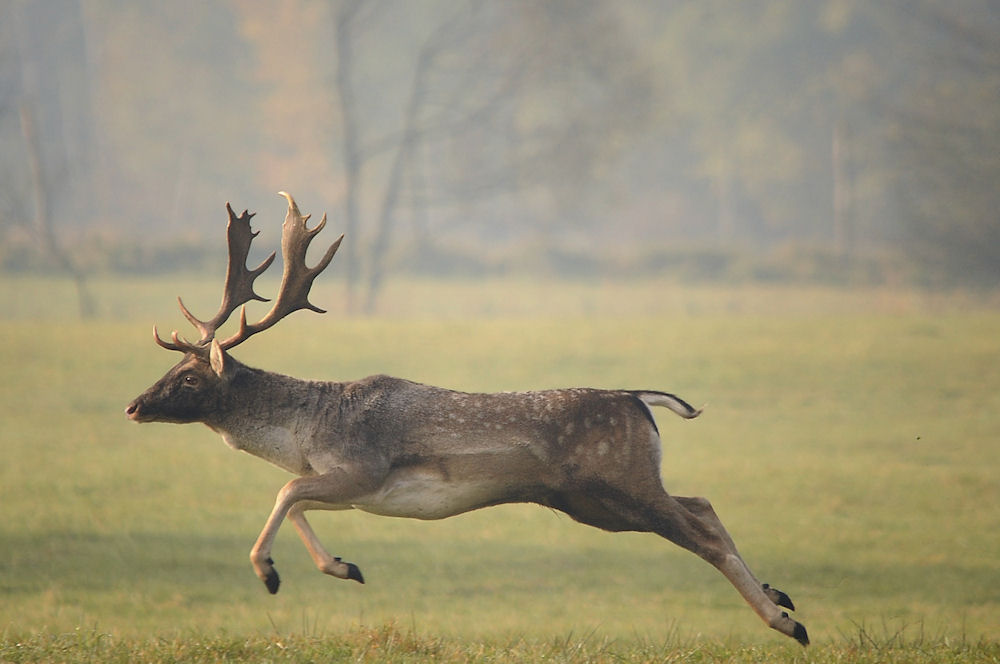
[249,468,371,594]
[586,485,808,645]
[674,496,796,612]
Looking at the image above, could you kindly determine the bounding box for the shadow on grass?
[3,527,994,620]
[0,529,252,596]
[0,528,754,599]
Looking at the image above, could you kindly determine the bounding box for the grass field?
[1,275,998,662]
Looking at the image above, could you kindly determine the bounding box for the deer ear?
[209,338,226,377]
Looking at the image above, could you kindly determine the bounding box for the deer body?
[126,194,808,645]
[132,351,685,520]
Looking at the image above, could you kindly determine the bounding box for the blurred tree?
[3,0,998,290]
[1,0,96,317]
[641,1,885,248]
[93,1,262,232]
[880,1,1000,284]
[324,0,654,311]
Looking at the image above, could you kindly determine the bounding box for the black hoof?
[264,567,280,594]
[763,583,795,611]
[793,620,809,646]
[346,562,365,584]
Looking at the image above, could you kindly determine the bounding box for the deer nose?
[125,401,141,419]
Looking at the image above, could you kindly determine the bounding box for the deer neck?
[206,363,331,475]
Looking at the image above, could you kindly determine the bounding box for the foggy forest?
[2,1,998,312]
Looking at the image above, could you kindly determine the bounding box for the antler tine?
[174,203,277,346]
[218,193,342,351]
[152,324,201,354]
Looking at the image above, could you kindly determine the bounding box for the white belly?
[352,467,514,520]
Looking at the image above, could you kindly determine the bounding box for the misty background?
[2,0,998,313]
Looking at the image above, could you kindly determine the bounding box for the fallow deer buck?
[126,192,808,645]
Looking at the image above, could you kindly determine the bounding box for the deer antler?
[217,192,343,350]
[179,204,276,343]
[154,193,342,355]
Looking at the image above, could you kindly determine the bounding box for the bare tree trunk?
[832,117,854,261]
[333,0,364,312]
[20,102,95,319]
[362,47,433,314]
[715,156,735,245]
[360,6,479,313]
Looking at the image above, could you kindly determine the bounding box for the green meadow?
[1,275,998,662]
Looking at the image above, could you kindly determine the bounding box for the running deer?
[126,192,808,645]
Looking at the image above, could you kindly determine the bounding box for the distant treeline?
[0,232,983,290]
[4,2,999,309]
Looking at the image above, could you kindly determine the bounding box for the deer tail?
[631,390,703,420]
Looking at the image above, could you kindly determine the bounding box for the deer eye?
[181,373,201,388]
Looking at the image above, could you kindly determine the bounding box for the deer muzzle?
[125,398,148,422]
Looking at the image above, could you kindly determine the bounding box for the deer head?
[126,192,342,424]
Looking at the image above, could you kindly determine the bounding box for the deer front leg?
[288,503,364,584]
[249,466,374,594]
